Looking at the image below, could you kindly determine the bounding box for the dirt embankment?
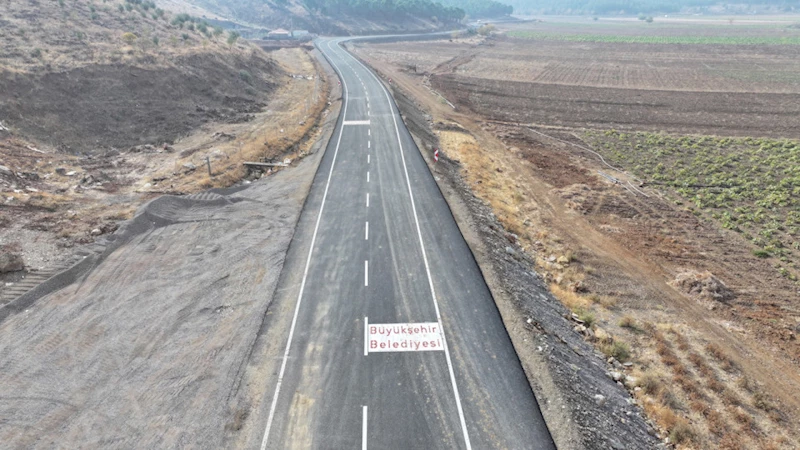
[376,51,660,450]
[1,52,280,153]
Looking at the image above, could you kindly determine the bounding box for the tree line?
[507,0,800,14]
[438,0,514,17]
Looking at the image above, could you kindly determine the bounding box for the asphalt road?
[258,37,556,449]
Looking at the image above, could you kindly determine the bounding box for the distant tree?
[477,24,496,35]
[638,14,646,20]
[646,16,653,22]
[227,31,240,47]
[213,26,224,37]
[182,33,190,41]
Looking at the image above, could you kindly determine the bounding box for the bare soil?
[354,30,800,449]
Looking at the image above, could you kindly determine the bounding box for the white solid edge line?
[364,317,369,356]
[340,40,473,450]
[362,405,368,450]
[260,39,351,450]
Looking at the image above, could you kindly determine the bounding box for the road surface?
[257,37,556,449]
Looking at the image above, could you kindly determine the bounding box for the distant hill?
[169,0,466,34]
[506,0,800,15]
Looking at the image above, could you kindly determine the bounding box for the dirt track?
[0,151,321,448]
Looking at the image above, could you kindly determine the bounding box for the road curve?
[258,37,556,449]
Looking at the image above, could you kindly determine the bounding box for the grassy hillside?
[0,0,282,152]
[170,0,464,34]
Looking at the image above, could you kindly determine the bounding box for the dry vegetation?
[355,19,800,448]
[1,0,236,72]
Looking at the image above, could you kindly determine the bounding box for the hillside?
[166,0,466,34]
[0,0,281,153]
[1,0,331,290]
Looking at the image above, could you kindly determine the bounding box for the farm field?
[353,19,800,449]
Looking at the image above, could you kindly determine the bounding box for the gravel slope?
[0,154,320,448]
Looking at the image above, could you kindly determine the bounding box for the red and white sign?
[434,148,439,162]
[365,319,444,354]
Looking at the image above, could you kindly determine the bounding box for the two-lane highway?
[257,37,555,449]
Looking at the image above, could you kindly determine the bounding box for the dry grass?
[549,283,591,312]
[638,372,663,395]
[600,339,631,362]
[706,342,739,373]
[151,48,329,192]
[618,315,641,331]
[670,419,696,445]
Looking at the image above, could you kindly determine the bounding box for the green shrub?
[602,340,631,362]
[238,70,252,84]
[227,31,240,46]
[753,249,771,258]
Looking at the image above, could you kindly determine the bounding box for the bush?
[477,24,496,36]
[121,32,137,44]
[152,36,159,46]
[602,340,631,361]
[30,48,42,58]
[638,372,662,395]
[227,31,240,46]
[578,309,595,328]
[238,70,252,84]
[619,315,638,330]
[669,420,695,445]
[182,33,190,41]
[753,249,771,258]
